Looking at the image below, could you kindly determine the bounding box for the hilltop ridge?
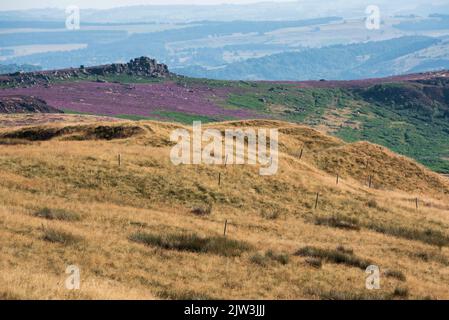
[0,57,171,87]
[0,55,448,89]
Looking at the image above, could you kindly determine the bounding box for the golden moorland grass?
[0,115,448,300]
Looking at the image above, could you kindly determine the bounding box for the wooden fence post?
[314,192,319,209]
[118,153,121,167]
[416,197,419,210]
[223,219,228,237]
[299,148,304,160]
[336,174,339,185]
[218,173,221,186]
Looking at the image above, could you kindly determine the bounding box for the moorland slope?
[0,116,448,299]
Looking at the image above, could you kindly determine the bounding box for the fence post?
[118,153,121,167]
[314,192,319,209]
[336,174,339,185]
[218,173,221,186]
[223,219,228,237]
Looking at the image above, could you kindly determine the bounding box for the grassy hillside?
[0,117,448,299]
[180,77,449,173]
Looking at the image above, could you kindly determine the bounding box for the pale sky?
[0,0,297,11]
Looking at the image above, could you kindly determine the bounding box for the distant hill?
[176,36,449,80]
[2,13,449,79]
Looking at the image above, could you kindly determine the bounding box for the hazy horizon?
[1,0,296,11]
[1,0,448,15]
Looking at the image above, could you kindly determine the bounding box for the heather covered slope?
[0,63,448,173]
[0,117,448,299]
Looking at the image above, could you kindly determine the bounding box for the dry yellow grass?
[0,115,448,300]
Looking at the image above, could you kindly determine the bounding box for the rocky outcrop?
[85,57,170,78]
[0,57,171,88]
[0,96,61,114]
